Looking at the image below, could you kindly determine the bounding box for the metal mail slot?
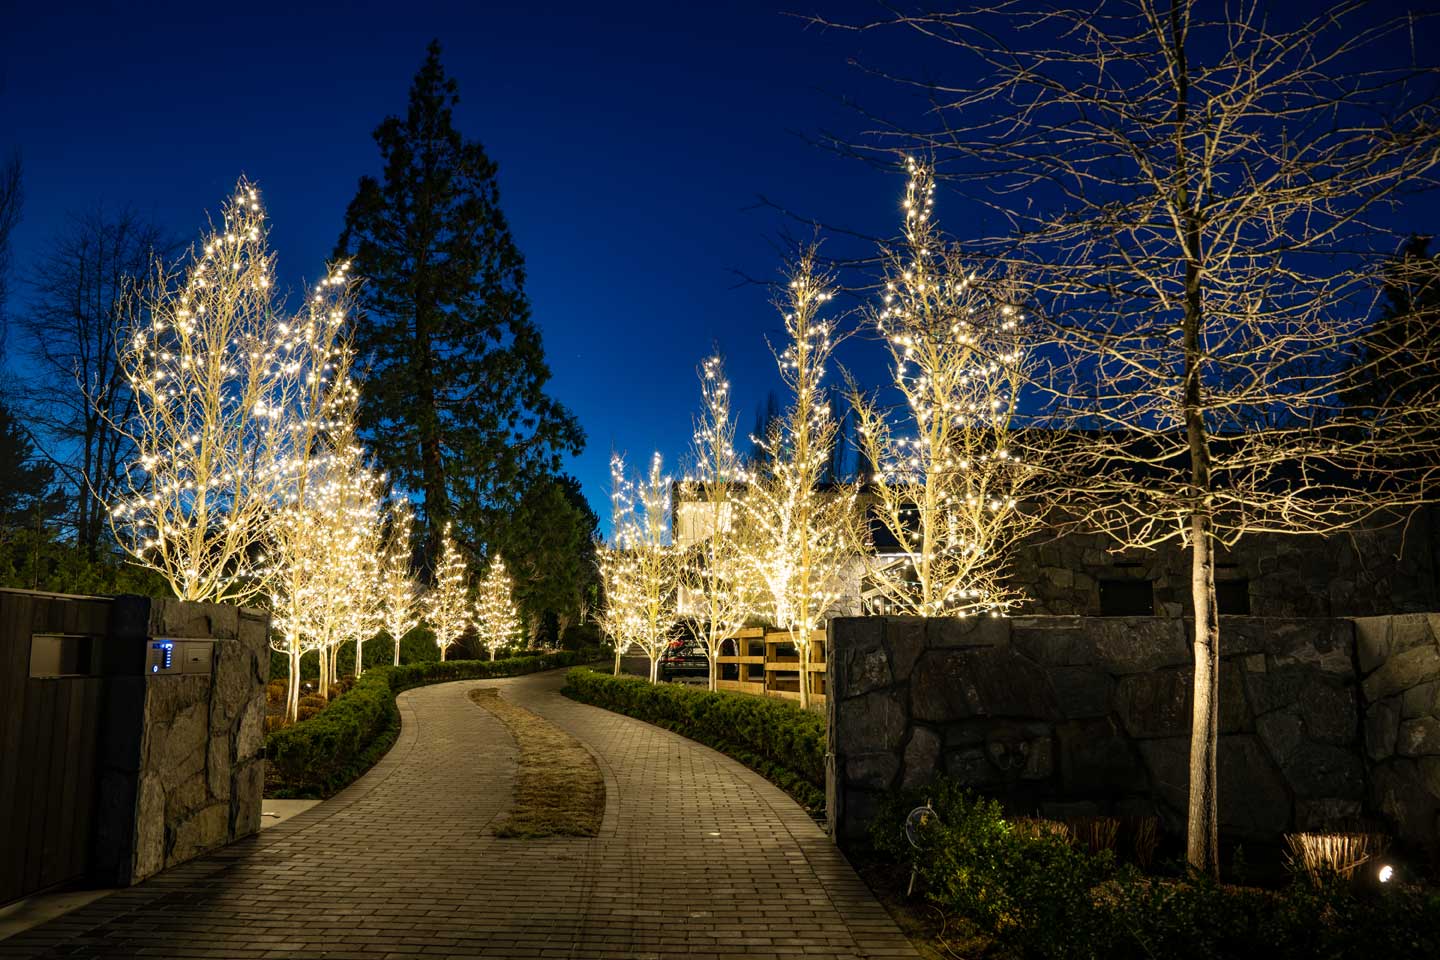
[146,639,214,675]
[29,633,100,678]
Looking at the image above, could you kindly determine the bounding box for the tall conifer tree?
[336,42,583,557]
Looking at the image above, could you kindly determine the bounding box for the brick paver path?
[5,669,918,959]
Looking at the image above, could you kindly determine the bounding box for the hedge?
[561,667,826,811]
[265,651,583,798]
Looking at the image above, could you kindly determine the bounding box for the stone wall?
[94,597,269,885]
[1011,509,1440,618]
[827,614,1440,854]
[1357,614,1440,852]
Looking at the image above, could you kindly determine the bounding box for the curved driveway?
[3,669,917,959]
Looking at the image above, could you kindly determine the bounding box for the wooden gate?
[0,590,109,905]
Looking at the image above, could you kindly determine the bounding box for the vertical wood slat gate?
[0,590,109,905]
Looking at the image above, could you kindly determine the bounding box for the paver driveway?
[4,669,918,959]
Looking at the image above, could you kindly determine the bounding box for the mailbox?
[145,638,214,675]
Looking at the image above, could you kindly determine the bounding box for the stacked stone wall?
[1012,510,1439,618]
[96,596,269,885]
[828,614,1440,854]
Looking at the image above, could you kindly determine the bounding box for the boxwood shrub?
[561,667,826,811]
[265,651,581,798]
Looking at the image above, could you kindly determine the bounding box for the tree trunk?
[490,646,496,661]
[355,635,364,677]
[708,653,719,693]
[286,647,301,723]
[318,646,329,700]
[613,645,621,676]
[1187,514,1221,876]
[649,654,660,684]
[797,640,811,710]
[393,635,401,667]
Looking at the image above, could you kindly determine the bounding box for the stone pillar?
[92,596,269,886]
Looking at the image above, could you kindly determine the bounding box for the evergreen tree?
[336,41,583,557]
[0,396,60,534]
[498,473,598,645]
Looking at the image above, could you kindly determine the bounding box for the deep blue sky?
[3,0,923,527]
[4,1,1436,530]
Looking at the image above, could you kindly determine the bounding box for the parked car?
[659,639,709,682]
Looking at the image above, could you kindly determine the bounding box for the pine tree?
[335,41,583,558]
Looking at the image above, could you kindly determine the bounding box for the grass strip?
[468,688,605,838]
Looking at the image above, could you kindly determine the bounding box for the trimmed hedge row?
[561,667,826,811]
[265,651,583,798]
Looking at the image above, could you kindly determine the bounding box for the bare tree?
[679,354,756,690]
[109,180,355,606]
[828,0,1440,873]
[738,252,861,709]
[378,501,421,666]
[851,159,1043,616]
[610,451,682,684]
[474,554,523,660]
[16,208,175,555]
[426,522,471,660]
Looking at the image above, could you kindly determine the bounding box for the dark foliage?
[873,777,1440,960]
[334,40,583,559]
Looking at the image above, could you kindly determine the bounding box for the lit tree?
[426,522,471,660]
[268,385,378,717]
[474,554,523,659]
[109,180,353,606]
[610,452,681,684]
[851,159,1041,616]
[334,449,383,681]
[378,501,421,666]
[595,539,638,676]
[739,252,861,708]
[679,354,754,690]
[830,0,1440,873]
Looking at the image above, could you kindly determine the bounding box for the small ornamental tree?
[110,180,353,606]
[610,452,681,684]
[595,538,637,676]
[268,386,380,715]
[426,522,471,660]
[475,554,524,659]
[679,354,754,690]
[739,252,861,708]
[851,159,1042,616]
[378,501,421,665]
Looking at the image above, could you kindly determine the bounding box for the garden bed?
[865,776,1440,960]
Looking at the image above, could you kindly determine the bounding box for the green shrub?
[264,650,580,798]
[875,780,1114,960]
[561,667,825,810]
[873,776,1440,960]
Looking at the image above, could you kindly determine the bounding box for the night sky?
[4,1,1436,529]
[3,0,924,527]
